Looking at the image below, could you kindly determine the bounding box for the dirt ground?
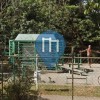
[40,64,100,86]
[39,63,100,100]
[40,95,100,100]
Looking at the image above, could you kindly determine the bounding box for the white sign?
[42,37,59,52]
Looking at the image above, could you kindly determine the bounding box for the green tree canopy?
[0,0,100,49]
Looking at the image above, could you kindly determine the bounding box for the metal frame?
[9,40,37,81]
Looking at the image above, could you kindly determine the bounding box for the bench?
[67,67,87,76]
[69,63,82,68]
[79,67,93,73]
[66,76,87,84]
[62,66,88,76]
[73,69,88,76]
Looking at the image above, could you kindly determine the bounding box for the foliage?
[4,77,38,100]
[84,0,100,28]
[83,0,100,46]
[0,0,100,48]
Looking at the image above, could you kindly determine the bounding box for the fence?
[0,55,100,100]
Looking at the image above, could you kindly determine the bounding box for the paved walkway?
[41,64,100,86]
[41,95,100,100]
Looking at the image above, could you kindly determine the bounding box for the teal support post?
[73,53,75,63]
[77,54,82,69]
[79,54,82,64]
[22,64,26,79]
[18,42,20,58]
[77,54,80,69]
[12,56,16,83]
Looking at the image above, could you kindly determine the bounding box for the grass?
[1,83,100,97]
[31,84,100,97]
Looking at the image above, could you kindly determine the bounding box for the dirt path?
[41,95,100,100]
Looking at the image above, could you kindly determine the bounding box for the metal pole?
[48,0,51,28]
[1,55,3,100]
[1,38,5,100]
[78,54,80,69]
[36,54,38,90]
[71,46,74,100]
[13,56,15,84]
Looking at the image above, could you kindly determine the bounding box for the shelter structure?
[9,34,61,74]
[9,34,40,78]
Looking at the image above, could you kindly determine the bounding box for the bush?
[4,78,38,100]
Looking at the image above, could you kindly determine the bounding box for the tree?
[84,0,100,28]
[0,0,99,49]
[83,0,100,47]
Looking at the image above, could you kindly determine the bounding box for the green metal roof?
[15,34,39,41]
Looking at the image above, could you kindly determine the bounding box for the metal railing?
[0,55,100,100]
